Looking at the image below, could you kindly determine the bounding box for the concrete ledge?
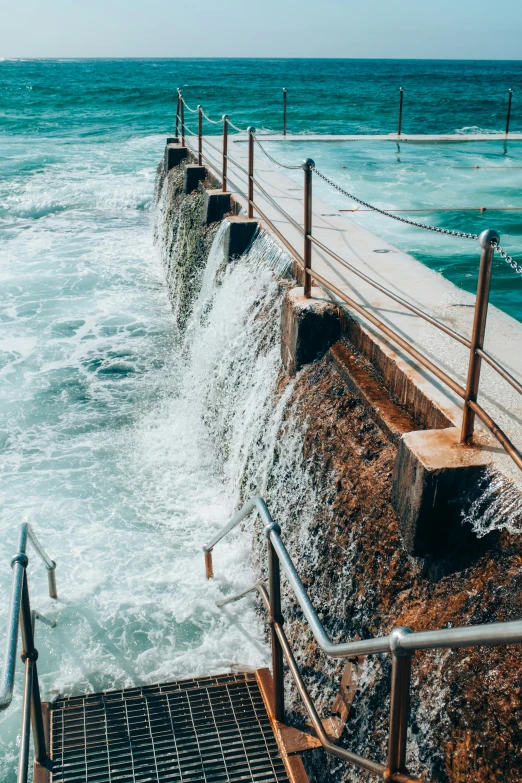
[281,287,342,376]
[165,144,188,171]
[342,312,456,431]
[224,217,259,260]
[167,136,179,144]
[391,427,492,557]
[184,165,206,194]
[328,342,416,445]
[203,190,233,225]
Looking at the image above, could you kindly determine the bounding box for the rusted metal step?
[46,670,309,783]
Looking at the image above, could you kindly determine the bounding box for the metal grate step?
[49,672,292,783]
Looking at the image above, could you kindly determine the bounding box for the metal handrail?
[307,265,467,400]
[203,497,522,782]
[221,582,397,780]
[182,106,522,473]
[309,234,470,348]
[203,136,305,235]
[204,497,522,655]
[194,134,469,343]
[477,347,522,397]
[1,524,57,781]
[1,524,57,711]
[196,144,307,270]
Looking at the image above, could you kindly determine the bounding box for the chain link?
[181,123,198,137]
[313,168,522,275]
[201,109,224,126]
[495,243,522,275]
[177,91,521,276]
[181,97,199,114]
[254,136,303,169]
[313,168,479,241]
[227,118,248,133]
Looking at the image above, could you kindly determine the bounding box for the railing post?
[222,115,228,192]
[180,95,185,147]
[302,158,315,298]
[386,647,413,780]
[175,90,180,138]
[18,647,33,783]
[267,537,285,722]
[461,229,499,445]
[19,572,47,770]
[398,87,404,136]
[197,105,203,166]
[47,560,57,600]
[506,89,513,135]
[204,550,214,579]
[283,88,287,136]
[247,126,255,219]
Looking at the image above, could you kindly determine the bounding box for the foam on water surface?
[1,58,522,780]
[0,135,295,779]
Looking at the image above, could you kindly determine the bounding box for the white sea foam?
[462,468,522,537]
[0,135,294,779]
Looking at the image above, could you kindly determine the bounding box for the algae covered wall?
[154,158,522,783]
[154,161,219,331]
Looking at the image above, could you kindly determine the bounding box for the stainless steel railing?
[203,497,522,782]
[1,524,58,782]
[176,95,522,475]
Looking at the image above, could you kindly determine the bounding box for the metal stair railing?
[203,496,522,783]
[1,524,58,783]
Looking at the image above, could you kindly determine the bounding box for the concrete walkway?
[188,134,522,489]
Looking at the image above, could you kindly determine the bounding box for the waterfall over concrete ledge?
[155,153,522,783]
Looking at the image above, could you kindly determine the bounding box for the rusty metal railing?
[176,88,516,138]
[177,96,522,473]
[203,496,522,783]
[1,525,58,782]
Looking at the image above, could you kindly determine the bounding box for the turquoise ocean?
[0,59,521,780]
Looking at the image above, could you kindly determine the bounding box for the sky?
[1,0,522,59]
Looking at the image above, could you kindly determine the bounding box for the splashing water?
[0,139,295,779]
[462,468,522,537]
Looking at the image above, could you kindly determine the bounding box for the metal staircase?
[3,504,522,783]
[49,671,294,783]
[1,525,310,783]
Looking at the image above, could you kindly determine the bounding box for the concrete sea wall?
[154,153,522,783]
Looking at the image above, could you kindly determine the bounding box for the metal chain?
[314,168,522,275]
[227,118,249,133]
[254,137,303,169]
[313,168,479,241]
[178,90,521,276]
[201,109,224,126]
[181,97,199,114]
[495,243,522,275]
[181,123,198,137]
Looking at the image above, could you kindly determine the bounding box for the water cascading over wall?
[154,161,522,783]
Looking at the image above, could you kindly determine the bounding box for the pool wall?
[155,146,522,783]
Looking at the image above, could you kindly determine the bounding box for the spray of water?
[0,168,297,779]
[462,468,522,537]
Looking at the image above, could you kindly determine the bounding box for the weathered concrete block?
[202,189,232,225]
[281,287,342,376]
[184,165,206,194]
[165,144,187,171]
[391,427,492,557]
[223,217,259,260]
[166,136,179,144]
